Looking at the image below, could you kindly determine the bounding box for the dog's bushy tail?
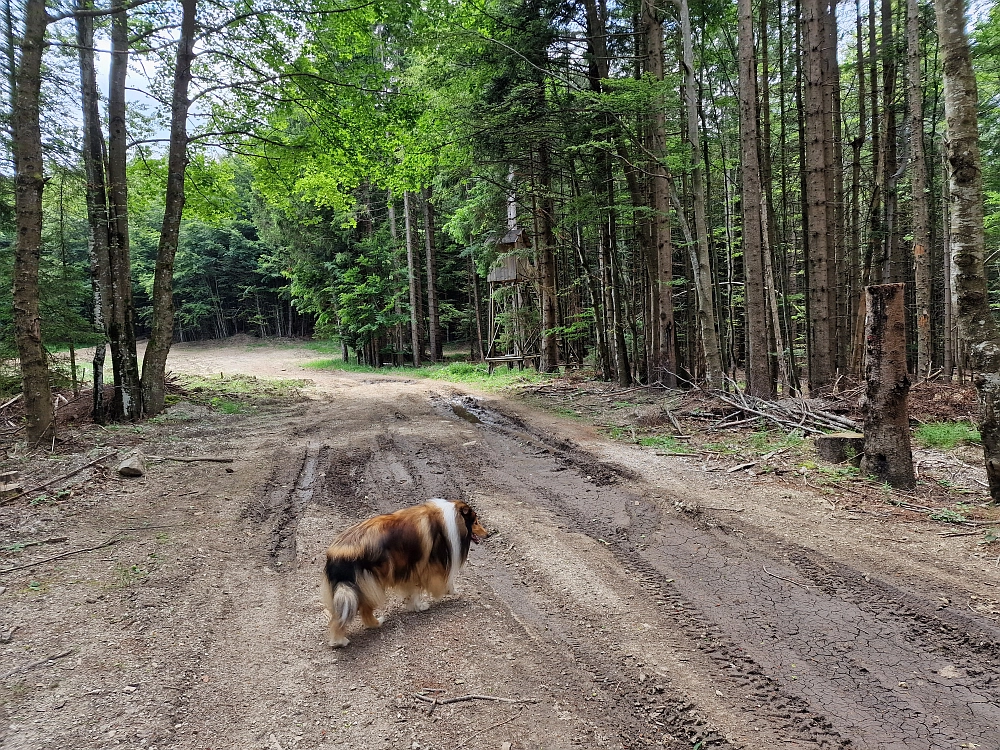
[321,559,359,628]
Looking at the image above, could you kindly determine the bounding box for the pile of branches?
[711,389,861,435]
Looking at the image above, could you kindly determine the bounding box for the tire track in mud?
[422,394,1000,749]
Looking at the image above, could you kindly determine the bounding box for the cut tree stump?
[814,432,865,466]
[860,284,916,488]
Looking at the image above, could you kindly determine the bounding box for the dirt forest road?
[3,340,1000,750]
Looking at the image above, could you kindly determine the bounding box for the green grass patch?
[637,434,693,453]
[914,421,980,450]
[305,358,551,391]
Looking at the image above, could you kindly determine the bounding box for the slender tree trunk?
[140,0,196,416]
[942,146,954,378]
[641,0,675,386]
[422,187,441,362]
[536,147,559,373]
[103,0,143,419]
[12,0,53,444]
[403,191,423,367]
[907,0,931,379]
[76,2,113,422]
[935,0,1000,502]
[678,0,723,387]
[738,0,774,397]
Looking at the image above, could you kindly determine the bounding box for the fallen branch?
[2,649,74,680]
[148,455,234,464]
[3,537,67,551]
[0,393,23,411]
[728,461,756,473]
[413,692,537,713]
[0,536,121,575]
[701,507,745,512]
[1,452,118,505]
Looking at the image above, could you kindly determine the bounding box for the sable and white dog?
[320,499,488,647]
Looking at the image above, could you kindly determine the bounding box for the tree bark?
[11,0,53,444]
[935,0,1000,502]
[802,0,836,392]
[737,0,774,397]
[422,187,441,362]
[403,190,423,367]
[907,0,931,379]
[76,1,113,423]
[678,0,724,388]
[140,0,196,415]
[860,284,915,489]
[536,147,559,373]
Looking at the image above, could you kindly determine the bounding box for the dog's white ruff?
[429,498,461,589]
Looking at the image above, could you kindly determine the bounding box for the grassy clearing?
[304,357,552,391]
[913,421,980,450]
[172,373,310,413]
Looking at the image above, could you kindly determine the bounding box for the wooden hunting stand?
[485,227,540,373]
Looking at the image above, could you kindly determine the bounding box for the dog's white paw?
[405,597,430,612]
[328,636,350,648]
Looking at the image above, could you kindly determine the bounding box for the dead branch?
[1,451,118,505]
[148,455,235,463]
[0,536,121,575]
[0,394,23,410]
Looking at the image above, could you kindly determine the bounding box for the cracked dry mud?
[2,341,1000,750]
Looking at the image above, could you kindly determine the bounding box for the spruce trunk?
[11,0,53,444]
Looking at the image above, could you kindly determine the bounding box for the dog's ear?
[457,502,476,520]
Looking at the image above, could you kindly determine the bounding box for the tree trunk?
[935,0,1000,502]
[12,0,53,445]
[76,1,113,423]
[140,0,196,416]
[641,0,675,386]
[907,0,931,379]
[403,190,423,367]
[102,0,143,419]
[802,0,836,392]
[422,187,441,362]
[535,147,559,373]
[679,0,724,387]
[737,0,774,397]
[860,284,915,489]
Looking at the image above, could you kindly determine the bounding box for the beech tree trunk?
[737,0,774,397]
[403,190,423,367]
[860,284,915,489]
[11,0,53,444]
[935,0,1000,503]
[140,0,196,416]
[422,187,441,363]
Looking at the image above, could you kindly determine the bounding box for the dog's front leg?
[403,593,430,612]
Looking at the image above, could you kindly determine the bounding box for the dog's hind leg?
[359,603,384,628]
[402,590,430,612]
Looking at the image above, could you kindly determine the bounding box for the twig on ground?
[939,530,984,538]
[728,461,756,473]
[701,507,745,512]
[0,536,122,575]
[268,733,286,750]
[1,451,118,505]
[762,564,813,589]
[455,707,525,748]
[413,692,537,715]
[4,537,67,551]
[2,649,74,680]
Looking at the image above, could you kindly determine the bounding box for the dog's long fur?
[320,498,488,647]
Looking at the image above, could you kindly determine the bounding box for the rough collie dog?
[321,499,488,647]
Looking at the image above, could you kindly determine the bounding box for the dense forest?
[1,0,999,486]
